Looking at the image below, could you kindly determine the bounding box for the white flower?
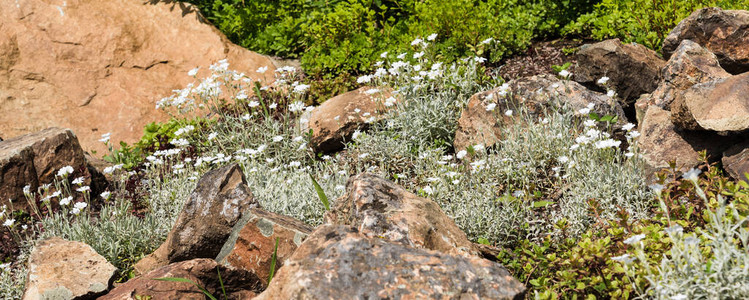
[352,130,362,141]
[57,166,74,177]
[427,33,438,41]
[682,168,702,182]
[622,123,636,131]
[288,101,305,113]
[558,69,570,78]
[357,75,372,84]
[171,138,190,147]
[3,219,14,227]
[597,76,610,85]
[174,125,195,136]
[293,84,310,94]
[578,107,591,115]
[100,191,111,200]
[627,130,641,139]
[558,156,569,163]
[423,186,434,195]
[272,136,284,142]
[485,103,497,111]
[413,51,424,59]
[269,103,278,109]
[99,133,111,143]
[23,185,31,195]
[384,97,397,107]
[671,294,688,300]
[584,119,596,127]
[664,224,683,235]
[72,177,85,185]
[208,132,218,140]
[607,90,616,97]
[512,190,525,198]
[504,110,513,116]
[570,144,580,151]
[397,53,407,60]
[594,139,621,149]
[481,37,494,45]
[188,67,199,77]
[623,234,646,245]
[288,161,301,168]
[625,152,634,158]
[248,101,260,108]
[257,66,268,74]
[59,196,72,206]
[76,186,90,193]
[456,150,468,160]
[649,183,665,194]
[411,38,423,46]
[364,88,380,95]
[380,51,389,58]
[611,254,635,264]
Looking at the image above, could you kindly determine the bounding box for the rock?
[132,243,170,278]
[454,74,626,150]
[0,0,277,153]
[634,39,731,118]
[670,72,749,132]
[255,225,526,300]
[325,173,479,258]
[306,87,392,153]
[638,106,729,173]
[723,140,749,181]
[574,39,665,104]
[663,7,749,74]
[216,207,313,286]
[100,259,263,300]
[0,128,102,209]
[23,237,116,300]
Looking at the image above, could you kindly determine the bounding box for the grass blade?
[267,237,280,284]
[309,174,330,210]
[154,277,218,300]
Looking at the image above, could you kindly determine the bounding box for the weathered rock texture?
[670,72,749,132]
[0,128,101,209]
[635,39,731,119]
[307,87,392,153]
[574,39,665,103]
[325,173,479,258]
[0,0,276,153]
[723,140,749,181]
[454,75,626,150]
[23,237,116,300]
[101,259,263,300]
[638,106,730,173]
[134,163,259,275]
[217,207,313,286]
[255,225,526,300]
[663,7,749,74]
[167,163,259,261]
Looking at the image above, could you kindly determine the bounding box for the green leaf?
[310,174,330,210]
[268,237,280,284]
[532,200,554,208]
[153,277,217,300]
[477,237,491,245]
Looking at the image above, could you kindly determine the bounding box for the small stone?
[23,237,116,300]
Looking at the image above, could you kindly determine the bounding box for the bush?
[565,0,749,50]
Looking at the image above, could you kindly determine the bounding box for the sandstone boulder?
[216,207,313,286]
[325,173,479,258]
[638,106,729,173]
[663,7,749,74]
[0,0,276,153]
[723,141,749,181]
[0,128,103,209]
[255,225,526,300]
[306,87,392,153]
[635,39,731,119]
[101,259,262,300]
[23,237,116,300]
[670,72,749,132]
[574,39,665,104]
[454,75,626,150]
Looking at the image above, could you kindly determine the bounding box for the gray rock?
[670,72,749,132]
[255,225,526,300]
[723,140,749,181]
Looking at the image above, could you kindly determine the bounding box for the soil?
[490,38,588,81]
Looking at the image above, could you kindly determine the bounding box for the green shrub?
[565,0,749,50]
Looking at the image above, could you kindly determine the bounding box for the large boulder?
[454,75,626,151]
[306,87,392,153]
[255,225,526,300]
[23,237,116,300]
[216,208,313,287]
[0,0,277,153]
[101,259,263,300]
[574,39,665,104]
[670,72,749,132]
[134,163,258,275]
[325,173,479,258]
[635,39,731,119]
[0,128,103,209]
[638,106,730,174]
[663,7,749,74]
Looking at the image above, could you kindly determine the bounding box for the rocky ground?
[2,2,749,300]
